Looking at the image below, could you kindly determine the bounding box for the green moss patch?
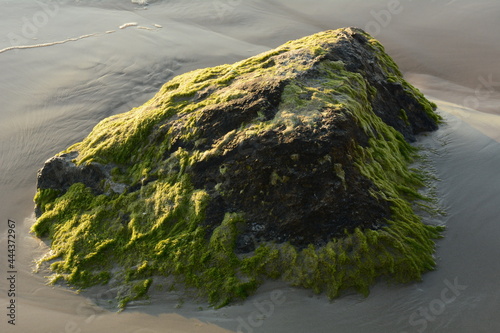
[32,28,443,308]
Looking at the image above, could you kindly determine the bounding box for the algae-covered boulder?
[32,27,443,308]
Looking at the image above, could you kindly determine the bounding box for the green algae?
[32,28,443,308]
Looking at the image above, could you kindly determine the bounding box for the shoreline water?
[1,1,499,332]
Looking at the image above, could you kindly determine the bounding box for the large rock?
[32,28,443,308]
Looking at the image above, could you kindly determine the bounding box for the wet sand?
[1,0,499,332]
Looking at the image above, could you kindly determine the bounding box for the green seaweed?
[32,28,443,308]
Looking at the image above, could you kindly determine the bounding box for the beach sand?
[1,1,499,332]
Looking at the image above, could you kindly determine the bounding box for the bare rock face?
[32,28,442,307]
[37,152,103,196]
[35,152,127,217]
[191,103,391,251]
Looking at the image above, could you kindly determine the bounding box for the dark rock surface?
[37,152,105,195]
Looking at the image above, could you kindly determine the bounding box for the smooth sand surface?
[1,1,499,332]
